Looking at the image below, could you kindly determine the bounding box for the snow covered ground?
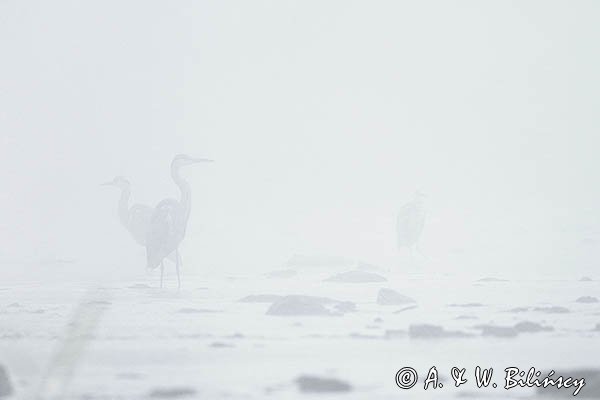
[1,269,599,399]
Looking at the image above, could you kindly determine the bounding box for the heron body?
[145,154,213,288]
[396,193,426,256]
[103,177,177,262]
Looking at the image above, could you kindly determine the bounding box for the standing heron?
[396,191,426,261]
[146,154,213,289]
[102,177,178,264]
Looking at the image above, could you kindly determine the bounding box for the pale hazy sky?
[1,1,599,278]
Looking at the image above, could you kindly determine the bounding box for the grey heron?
[102,177,178,265]
[396,191,426,261]
[145,154,213,289]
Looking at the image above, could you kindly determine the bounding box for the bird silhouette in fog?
[397,191,426,262]
[102,177,178,264]
[146,154,213,289]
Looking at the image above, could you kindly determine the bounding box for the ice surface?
[2,273,599,399]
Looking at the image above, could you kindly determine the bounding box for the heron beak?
[191,158,214,164]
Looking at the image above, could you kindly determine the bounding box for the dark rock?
[349,332,379,339]
[356,261,386,273]
[576,296,599,304]
[374,317,384,323]
[408,324,471,339]
[210,342,234,348]
[476,277,508,282]
[0,365,13,397]
[385,329,407,339]
[505,307,529,313]
[115,372,144,380]
[455,315,478,320]
[394,305,418,314]
[333,301,356,313]
[593,323,600,332]
[148,387,197,398]
[377,288,416,305]
[295,375,352,393]
[449,303,484,308]
[475,324,519,338]
[177,308,220,314]
[324,270,387,283]
[514,321,554,333]
[238,294,282,303]
[580,276,593,282]
[533,306,570,314]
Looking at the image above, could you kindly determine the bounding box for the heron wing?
[127,204,153,246]
[145,199,183,269]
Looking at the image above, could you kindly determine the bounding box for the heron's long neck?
[118,187,131,227]
[171,164,191,219]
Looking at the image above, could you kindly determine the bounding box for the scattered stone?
[476,277,508,282]
[148,387,197,398]
[266,295,353,316]
[374,317,383,323]
[266,269,297,278]
[324,270,387,283]
[377,288,416,305]
[514,321,554,333]
[408,324,471,339]
[475,324,518,338]
[295,375,352,393]
[580,276,593,282]
[238,294,282,303]
[593,323,600,332]
[177,308,220,314]
[505,307,529,313]
[385,329,407,339]
[7,303,20,308]
[356,260,386,273]
[333,301,356,313]
[349,332,379,339]
[533,306,570,314]
[576,296,599,304]
[394,305,418,314]
[0,365,13,397]
[456,315,478,320]
[115,372,144,380]
[210,342,234,348]
[449,303,484,308]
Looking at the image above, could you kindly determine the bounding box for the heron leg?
[175,249,181,290]
[160,261,165,289]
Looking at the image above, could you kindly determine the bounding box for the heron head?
[171,154,214,168]
[101,176,130,189]
[414,190,426,202]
